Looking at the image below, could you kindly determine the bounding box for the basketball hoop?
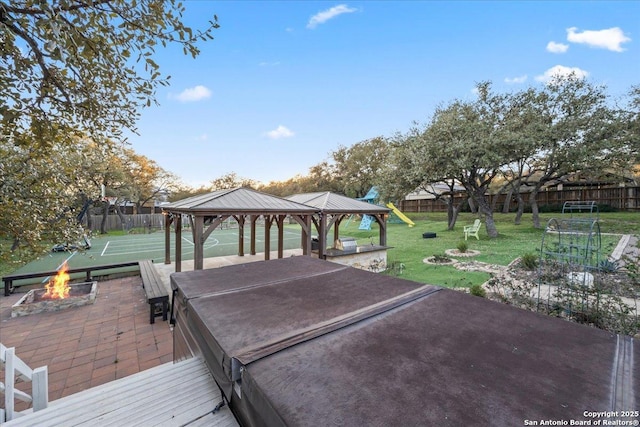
[104,196,118,206]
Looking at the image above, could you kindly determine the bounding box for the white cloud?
[307,4,357,29]
[566,27,631,52]
[535,65,589,83]
[505,75,528,84]
[196,133,208,141]
[173,85,212,102]
[546,41,569,53]
[259,61,281,67]
[264,125,295,140]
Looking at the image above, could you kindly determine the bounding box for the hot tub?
[170,257,638,426]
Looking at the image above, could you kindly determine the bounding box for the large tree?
[380,126,468,230]
[121,149,177,214]
[209,172,258,191]
[1,0,218,148]
[423,82,519,238]
[1,1,217,249]
[521,76,615,228]
[0,141,89,252]
[331,137,390,198]
[259,161,342,197]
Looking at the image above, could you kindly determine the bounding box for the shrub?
[598,259,619,273]
[431,254,452,263]
[469,284,486,298]
[520,253,538,270]
[457,241,468,253]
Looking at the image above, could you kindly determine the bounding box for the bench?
[138,260,168,324]
[463,219,481,241]
[3,262,141,296]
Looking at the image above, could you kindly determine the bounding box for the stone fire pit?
[11,281,98,318]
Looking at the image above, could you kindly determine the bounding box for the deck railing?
[0,343,48,422]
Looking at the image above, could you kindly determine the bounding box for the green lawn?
[2,211,637,290]
[341,211,637,289]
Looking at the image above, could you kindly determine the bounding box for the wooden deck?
[4,357,238,426]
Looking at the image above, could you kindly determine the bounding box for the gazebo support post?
[333,215,343,246]
[164,213,173,264]
[277,215,286,258]
[250,215,257,255]
[264,215,273,260]
[376,214,387,246]
[194,216,204,270]
[175,215,182,272]
[236,215,245,256]
[318,214,327,259]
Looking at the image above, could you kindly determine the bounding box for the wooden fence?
[398,185,640,213]
[79,186,638,231]
[82,214,165,232]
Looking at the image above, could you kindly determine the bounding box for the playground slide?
[386,203,415,227]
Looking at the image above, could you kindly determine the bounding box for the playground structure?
[386,202,415,227]
[357,187,414,229]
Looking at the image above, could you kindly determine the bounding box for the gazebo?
[286,192,390,259]
[161,188,317,272]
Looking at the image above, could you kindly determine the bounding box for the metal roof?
[163,187,317,214]
[287,192,390,214]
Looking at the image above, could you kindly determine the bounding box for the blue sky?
[128,1,640,187]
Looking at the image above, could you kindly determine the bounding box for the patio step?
[4,357,238,427]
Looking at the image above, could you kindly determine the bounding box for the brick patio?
[0,275,173,408]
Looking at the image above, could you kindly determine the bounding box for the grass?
[2,211,637,289]
[341,211,638,289]
[0,240,50,279]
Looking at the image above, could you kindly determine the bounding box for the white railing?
[0,343,48,423]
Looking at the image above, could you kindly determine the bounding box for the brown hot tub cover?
[170,256,638,427]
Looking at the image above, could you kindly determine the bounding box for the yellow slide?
[386,202,415,227]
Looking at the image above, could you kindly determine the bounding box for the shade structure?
[170,256,638,427]
[161,187,317,271]
[286,192,390,258]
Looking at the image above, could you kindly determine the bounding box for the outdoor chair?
[463,219,481,240]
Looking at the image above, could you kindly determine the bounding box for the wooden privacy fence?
[399,185,640,213]
[82,214,165,232]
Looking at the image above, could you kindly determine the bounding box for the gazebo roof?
[163,187,317,215]
[287,192,390,214]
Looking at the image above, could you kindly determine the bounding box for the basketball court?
[7,225,303,282]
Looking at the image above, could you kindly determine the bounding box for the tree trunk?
[100,200,109,234]
[11,238,20,251]
[86,207,93,230]
[448,206,462,230]
[467,198,477,213]
[475,193,498,238]
[445,196,455,230]
[529,190,542,228]
[502,188,513,214]
[446,195,468,230]
[113,203,127,227]
[514,191,525,225]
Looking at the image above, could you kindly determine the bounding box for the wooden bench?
[138,260,168,324]
[2,262,140,296]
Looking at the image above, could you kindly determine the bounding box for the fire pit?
[11,262,98,318]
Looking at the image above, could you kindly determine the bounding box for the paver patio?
[0,275,173,409]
